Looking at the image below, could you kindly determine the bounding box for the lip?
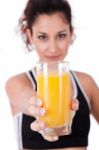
[45,55,61,61]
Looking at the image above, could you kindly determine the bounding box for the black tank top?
[22,71,90,149]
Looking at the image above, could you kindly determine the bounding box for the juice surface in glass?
[37,72,71,128]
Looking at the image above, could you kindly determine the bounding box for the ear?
[26,29,33,45]
[70,28,76,44]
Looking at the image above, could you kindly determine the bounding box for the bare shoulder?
[5,73,35,115]
[74,71,98,100]
[74,71,99,122]
[74,71,95,85]
[74,71,93,80]
[5,72,32,91]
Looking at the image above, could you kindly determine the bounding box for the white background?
[0,0,99,149]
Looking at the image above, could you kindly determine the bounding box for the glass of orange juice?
[36,61,73,136]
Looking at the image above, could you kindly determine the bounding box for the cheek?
[36,42,50,57]
[61,38,71,50]
[58,41,70,57]
[35,44,46,58]
[59,42,68,53]
[35,42,47,51]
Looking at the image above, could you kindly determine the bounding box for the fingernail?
[73,103,79,110]
[40,108,45,116]
[37,99,42,106]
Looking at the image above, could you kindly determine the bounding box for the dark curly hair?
[19,0,73,50]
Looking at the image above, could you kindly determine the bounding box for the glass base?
[43,124,72,136]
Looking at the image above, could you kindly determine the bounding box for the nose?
[48,39,59,53]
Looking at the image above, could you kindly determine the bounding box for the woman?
[6,0,99,149]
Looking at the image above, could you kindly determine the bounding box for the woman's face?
[27,12,73,62]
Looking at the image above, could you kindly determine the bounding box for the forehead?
[32,12,70,32]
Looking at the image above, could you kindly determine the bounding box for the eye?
[57,33,67,39]
[37,35,48,40]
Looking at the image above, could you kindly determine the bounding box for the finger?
[43,135,59,142]
[39,128,59,141]
[30,120,45,132]
[29,96,42,107]
[71,98,79,110]
[40,131,59,142]
[28,105,45,117]
[31,122,59,142]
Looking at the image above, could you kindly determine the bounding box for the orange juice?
[37,72,71,128]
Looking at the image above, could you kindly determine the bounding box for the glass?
[36,61,73,136]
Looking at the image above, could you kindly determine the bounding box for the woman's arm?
[76,71,99,123]
[6,72,79,141]
[90,77,99,123]
[5,73,35,115]
[5,73,59,141]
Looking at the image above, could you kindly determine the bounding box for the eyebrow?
[58,29,67,34]
[38,32,46,35]
[38,29,67,35]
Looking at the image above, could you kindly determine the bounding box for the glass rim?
[36,60,69,65]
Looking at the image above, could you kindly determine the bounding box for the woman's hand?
[29,96,79,142]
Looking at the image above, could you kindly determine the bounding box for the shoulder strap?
[70,71,91,109]
[29,70,37,91]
